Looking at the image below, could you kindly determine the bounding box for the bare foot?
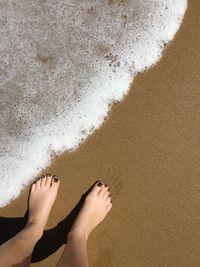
[27,173,60,233]
[70,181,112,241]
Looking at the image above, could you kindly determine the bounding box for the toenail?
[53,177,58,182]
[41,175,45,178]
[47,173,51,176]
[105,184,108,187]
[97,181,103,187]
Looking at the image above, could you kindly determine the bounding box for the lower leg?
[0,174,60,267]
[0,223,42,267]
[56,181,112,267]
[56,231,89,267]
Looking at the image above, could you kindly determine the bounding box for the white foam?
[0,0,187,207]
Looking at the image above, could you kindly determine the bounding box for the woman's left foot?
[27,174,60,233]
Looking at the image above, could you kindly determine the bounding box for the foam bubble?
[0,0,187,207]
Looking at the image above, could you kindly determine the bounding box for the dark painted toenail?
[105,184,108,187]
[46,173,51,176]
[41,175,45,178]
[53,177,58,182]
[97,182,103,187]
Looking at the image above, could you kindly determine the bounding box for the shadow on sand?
[0,183,95,263]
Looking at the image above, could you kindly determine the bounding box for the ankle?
[68,228,88,243]
[25,222,44,239]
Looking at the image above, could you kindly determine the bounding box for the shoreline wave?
[0,0,187,207]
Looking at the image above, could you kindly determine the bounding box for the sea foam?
[0,0,187,207]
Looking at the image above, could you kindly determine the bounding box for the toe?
[106,202,112,212]
[45,175,52,187]
[51,176,60,190]
[41,176,47,187]
[31,183,36,193]
[35,179,41,190]
[98,185,108,198]
[105,196,112,206]
[103,187,110,200]
[91,181,104,195]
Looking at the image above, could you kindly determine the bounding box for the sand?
[1,0,200,266]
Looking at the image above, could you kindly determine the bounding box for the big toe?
[51,176,60,190]
[91,181,105,195]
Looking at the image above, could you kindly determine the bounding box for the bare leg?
[56,181,112,267]
[0,174,60,267]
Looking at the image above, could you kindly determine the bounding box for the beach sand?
[1,0,200,266]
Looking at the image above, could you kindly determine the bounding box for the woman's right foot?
[27,173,60,236]
[69,181,112,241]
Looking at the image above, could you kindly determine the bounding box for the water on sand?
[0,0,187,206]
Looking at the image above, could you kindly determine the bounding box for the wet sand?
[1,0,200,266]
